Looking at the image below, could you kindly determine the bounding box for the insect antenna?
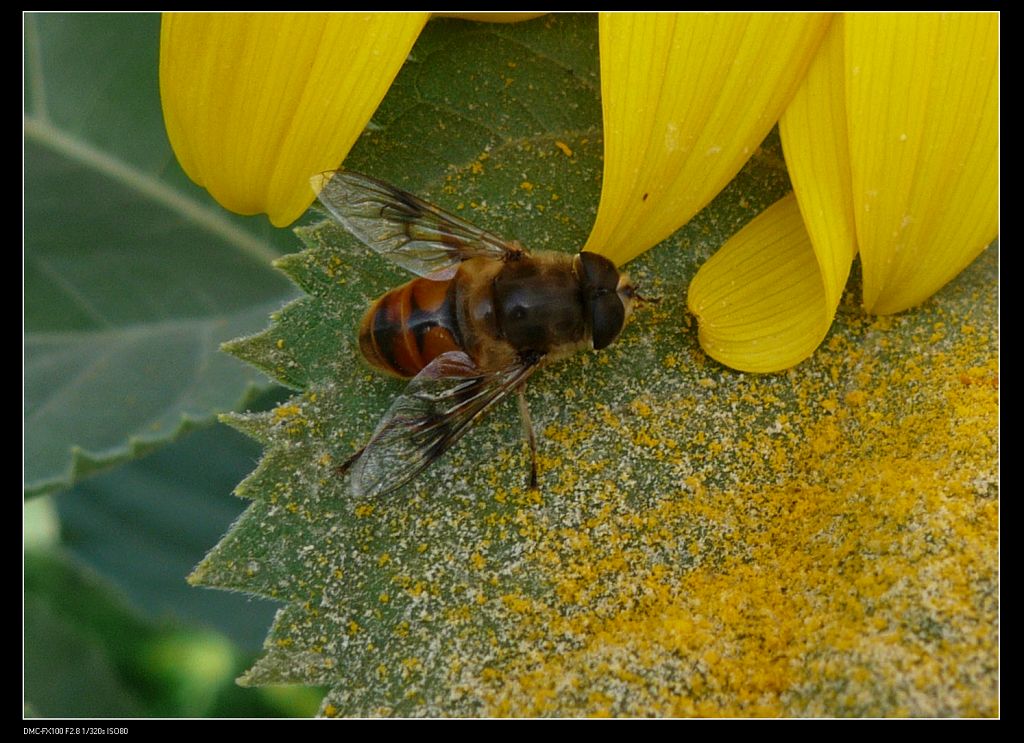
[633,291,661,305]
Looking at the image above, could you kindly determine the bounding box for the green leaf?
[200,15,998,717]
[57,408,284,651]
[25,593,146,718]
[25,549,323,717]
[24,13,298,497]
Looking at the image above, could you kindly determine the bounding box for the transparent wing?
[312,170,523,279]
[348,351,541,498]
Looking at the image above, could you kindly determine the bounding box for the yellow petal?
[780,16,856,316]
[160,12,428,226]
[584,13,832,266]
[846,13,998,314]
[693,19,854,374]
[687,194,828,373]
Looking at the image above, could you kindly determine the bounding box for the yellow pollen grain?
[274,404,301,420]
[468,284,997,717]
[844,390,867,407]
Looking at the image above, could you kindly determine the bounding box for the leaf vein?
[24,117,280,266]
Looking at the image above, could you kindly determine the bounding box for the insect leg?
[517,385,539,490]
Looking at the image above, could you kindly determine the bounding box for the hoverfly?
[314,171,645,497]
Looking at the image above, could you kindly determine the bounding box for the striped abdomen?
[359,277,463,378]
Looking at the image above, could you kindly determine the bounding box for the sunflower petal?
[160,12,428,227]
[846,13,998,315]
[687,195,829,373]
[695,19,854,374]
[584,13,832,265]
[780,16,856,316]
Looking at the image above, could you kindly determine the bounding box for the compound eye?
[577,252,620,293]
[590,292,625,350]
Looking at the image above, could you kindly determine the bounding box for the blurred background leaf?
[23,12,313,717]
[56,389,289,651]
[24,546,321,717]
[24,13,299,498]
